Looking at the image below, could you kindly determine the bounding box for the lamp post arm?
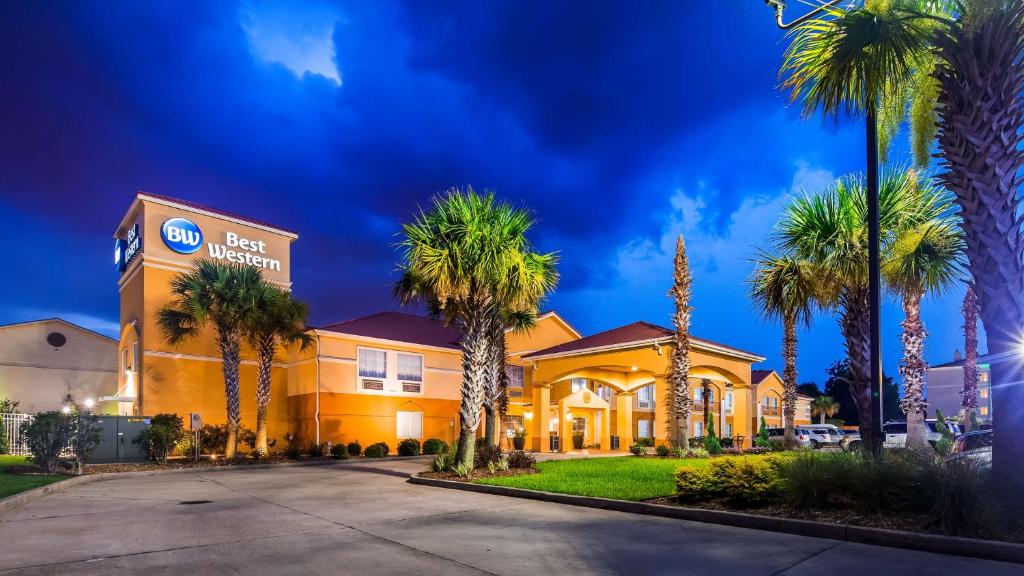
[767,0,844,30]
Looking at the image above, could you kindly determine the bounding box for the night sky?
[0,1,974,388]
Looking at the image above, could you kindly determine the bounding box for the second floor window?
[506,365,524,388]
[397,353,422,382]
[358,349,387,379]
[637,385,653,409]
[571,378,588,393]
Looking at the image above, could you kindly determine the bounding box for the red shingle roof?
[138,191,299,236]
[751,369,775,384]
[523,321,761,359]
[317,311,462,350]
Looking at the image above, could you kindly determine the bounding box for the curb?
[408,475,1024,565]
[0,457,426,519]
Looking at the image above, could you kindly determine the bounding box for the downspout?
[315,333,321,446]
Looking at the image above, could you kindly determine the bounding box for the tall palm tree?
[157,260,264,459]
[960,285,980,431]
[777,170,928,451]
[245,284,314,456]
[667,235,694,448]
[700,379,713,434]
[883,182,963,451]
[396,188,557,468]
[482,308,533,448]
[749,254,822,449]
[811,395,841,424]
[934,0,1024,478]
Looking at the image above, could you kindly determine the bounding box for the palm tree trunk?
[840,286,875,454]
[960,286,980,431]
[455,302,489,468]
[255,336,275,457]
[935,2,1024,482]
[782,315,798,450]
[819,413,825,425]
[668,235,693,448]
[701,379,711,432]
[899,289,930,452]
[217,332,242,460]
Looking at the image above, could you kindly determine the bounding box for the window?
[694,421,703,438]
[572,417,586,434]
[397,353,422,382]
[506,365,524,388]
[358,349,387,379]
[396,411,423,439]
[121,348,129,373]
[504,415,524,437]
[980,388,989,399]
[571,378,588,393]
[724,423,733,437]
[981,406,989,416]
[637,385,653,409]
[638,419,652,438]
[596,384,613,402]
[725,391,734,414]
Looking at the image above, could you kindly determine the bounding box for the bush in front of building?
[474,443,503,468]
[636,437,656,447]
[330,443,349,460]
[0,418,8,455]
[347,441,362,457]
[430,450,456,472]
[743,446,771,455]
[655,444,671,457]
[24,411,75,473]
[364,442,389,458]
[676,457,780,506]
[506,450,536,469]
[239,427,276,456]
[629,442,645,457]
[308,443,324,457]
[134,413,186,465]
[422,438,447,455]
[675,467,720,503]
[200,424,229,455]
[397,438,420,456]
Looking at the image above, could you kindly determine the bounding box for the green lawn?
[0,455,66,499]
[473,456,713,501]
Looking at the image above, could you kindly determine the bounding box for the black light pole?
[768,0,884,456]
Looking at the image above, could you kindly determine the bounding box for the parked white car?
[882,419,961,448]
[765,427,812,448]
[796,424,844,448]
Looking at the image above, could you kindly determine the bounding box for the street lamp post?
[767,0,885,457]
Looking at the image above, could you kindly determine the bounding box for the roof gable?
[317,311,462,350]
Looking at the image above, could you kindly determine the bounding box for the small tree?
[134,414,186,464]
[755,416,771,448]
[934,409,955,455]
[703,412,722,454]
[24,412,74,473]
[69,412,101,475]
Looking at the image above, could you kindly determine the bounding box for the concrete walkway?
[0,459,1018,575]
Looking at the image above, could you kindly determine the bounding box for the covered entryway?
[556,388,610,451]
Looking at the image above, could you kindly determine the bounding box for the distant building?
[750,369,812,430]
[0,318,118,413]
[926,352,992,424]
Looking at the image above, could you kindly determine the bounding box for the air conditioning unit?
[402,382,421,393]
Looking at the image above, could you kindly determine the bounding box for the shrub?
[308,443,324,457]
[720,436,733,448]
[671,445,686,458]
[347,441,362,457]
[454,461,473,478]
[719,446,742,456]
[68,412,101,474]
[686,447,711,459]
[239,427,277,454]
[200,424,229,455]
[134,414,186,465]
[779,450,858,510]
[24,411,74,473]
[655,444,671,457]
[364,442,389,458]
[397,438,421,456]
[703,434,722,455]
[474,443,503,469]
[507,450,536,469]
[755,417,771,448]
[675,467,720,503]
[0,417,8,455]
[744,446,771,455]
[629,442,646,457]
[934,409,955,455]
[430,450,455,472]
[637,437,656,447]
[687,436,703,449]
[330,443,349,460]
[283,433,303,459]
[712,457,780,506]
[487,456,510,474]
[768,440,785,452]
[422,438,447,455]
[925,458,994,537]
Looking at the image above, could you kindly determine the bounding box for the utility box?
[87,416,152,462]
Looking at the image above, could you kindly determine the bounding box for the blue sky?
[0,1,974,387]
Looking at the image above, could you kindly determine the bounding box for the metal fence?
[2,412,33,456]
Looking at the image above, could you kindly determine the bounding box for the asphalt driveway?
[0,459,1018,575]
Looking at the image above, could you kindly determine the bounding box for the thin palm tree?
[700,379,713,434]
[749,254,822,450]
[482,308,534,448]
[776,169,929,451]
[883,181,963,451]
[245,284,314,456]
[934,0,1024,478]
[157,260,264,459]
[667,235,694,448]
[811,395,841,424]
[396,188,558,468]
[960,285,980,431]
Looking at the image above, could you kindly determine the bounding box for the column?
[616,392,633,450]
[654,377,670,445]
[561,402,572,452]
[720,386,727,438]
[601,408,611,451]
[532,384,551,452]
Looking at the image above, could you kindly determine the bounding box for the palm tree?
[933,0,1024,478]
[960,286,980,431]
[667,235,694,448]
[396,188,557,468]
[157,260,264,459]
[749,254,821,450]
[700,379,713,434]
[811,395,841,424]
[883,181,963,451]
[776,169,929,451]
[483,308,534,448]
[245,284,314,456]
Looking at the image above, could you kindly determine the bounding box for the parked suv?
[948,430,993,468]
[765,427,811,448]
[796,424,844,449]
[882,419,961,448]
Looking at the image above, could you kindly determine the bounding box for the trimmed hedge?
[330,443,349,460]
[397,438,421,456]
[347,441,362,457]
[422,438,447,455]
[364,442,389,458]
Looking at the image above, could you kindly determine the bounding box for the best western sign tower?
[112,192,297,439]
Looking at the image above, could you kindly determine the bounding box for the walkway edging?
[408,474,1024,565]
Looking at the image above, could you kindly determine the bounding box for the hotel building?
[111,193,790,452]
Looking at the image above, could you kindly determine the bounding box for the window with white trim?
[358,349,387,379]
[694,421,704,437]
[506,365,524,387]
[724,422,733,437]
[571,378,588,393]
[638,419,652,438]
[397,411,423,439]
[725,391,734,414]
[637,385,653,409]
[397,353,422,382]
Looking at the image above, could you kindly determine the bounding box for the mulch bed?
[419,468,538,482]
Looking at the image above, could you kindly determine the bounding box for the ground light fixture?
[766,0,885,456]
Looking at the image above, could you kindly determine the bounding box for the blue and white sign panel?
[161,217,204,254]
[115,223,142,273]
